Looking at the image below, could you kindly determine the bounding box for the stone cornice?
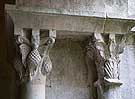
[5,4,135,35]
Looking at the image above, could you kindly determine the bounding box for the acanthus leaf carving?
[14,29,56,82]
[86,33,128,98]
[14,35,31,81]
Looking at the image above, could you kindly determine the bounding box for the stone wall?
[45,39,97,99]
[16,0,129,18]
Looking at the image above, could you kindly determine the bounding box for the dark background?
[0,0,16,99]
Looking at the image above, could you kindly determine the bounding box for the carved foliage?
[27,49,42,80]
[86,33,127,97]
[14,30,55,82]
[92,33,125,80]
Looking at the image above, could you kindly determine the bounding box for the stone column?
[14,29,56,99]
[86,33,127,99]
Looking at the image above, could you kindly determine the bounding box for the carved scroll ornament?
[14,30,56,82]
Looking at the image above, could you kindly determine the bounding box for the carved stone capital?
[14,29,56,82]
[86,33,129,98]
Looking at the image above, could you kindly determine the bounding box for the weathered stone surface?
[13,28,56,99]
[12,0,135,19]
[16,0,128,18]
[45,39,95,99]
[6,8,135,35]
[3,1,135,99]
[128,0,135,19]
[20,73,46,99]
[104,37,135,99]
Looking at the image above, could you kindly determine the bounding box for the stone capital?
[14,28,56,82]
